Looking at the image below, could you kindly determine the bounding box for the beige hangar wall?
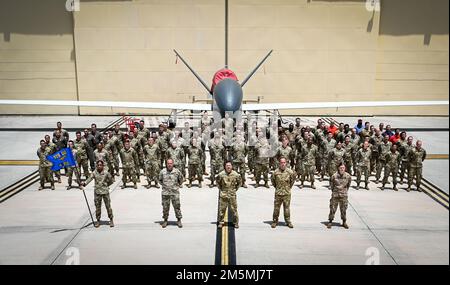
[0,0,448,116]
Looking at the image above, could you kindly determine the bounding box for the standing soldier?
[381,144,401,191]
[217,161,242,229]
[294,132,306,181]
[66,140,81,190]
[74,131,90,179]
[300,137,318,189]
[350,128,360,175]
[327,163,352,229]
[157,124,170,168]
[407,140,427,192]
[159,158,184,228]
[247,121,258,175]
[276,137,294,169]
[399,136,414,184]
[107,131,121,176]
[83,128,95,171]
[376,135,392,183]
[120,140,139,189]
[137,120,150,143]
[82,160,114,228]
[167,140,185,181]
[231,135,248,188]
[187,138,203,188]
[37,140,55,190]
[271,157,296,228]
[93,142,111,175]
[320,132,336,181]
[328,142,346,179]
[52,129,68,183]
[209,135,226,188]
[112,123,124,151]
[343,135,354,176]
[370,129,383,175]
[143,137,161,188]
[53,121,69,144]
[102,134,115,178]
[130,129,144,178]
[254,137,271,188]
[356,141,372,190]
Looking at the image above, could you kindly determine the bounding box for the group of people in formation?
[37,113,427,229]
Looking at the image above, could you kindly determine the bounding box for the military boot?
[51,184,55,190]
[254,182,260,188]
[342,220,349,229]
[287,222,294,228]
[155,182,160,189]
[38,185,44,191]
[198,182,202,188]
[406,187,411,192]
[326,221,332,229]
[365,183,369,190]
[217,222,224,229]
[356,183,360,190]
[161,220,168,228]
[177,219,183,228]
[109,219,114,227]
[311,183,316,189]
[380,185,385,191]
[234,223,239,229]
[121,184,126,189]
[264,182,270,188]
[393,185,398,191]
[66,185,71,190]
[271,221,277,228]
[94,221,100,228]
[299,183,303,189]
[187,181,192,188]
[133,183,138,189]
[209,183,215,188]
[417,185,422,192]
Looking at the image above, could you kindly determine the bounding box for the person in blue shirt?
[354,119,364,134]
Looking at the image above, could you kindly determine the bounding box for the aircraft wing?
[242,100,449,111]
[0,99,212,111]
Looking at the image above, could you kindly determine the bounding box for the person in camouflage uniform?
[130,129,144,178]
[106,131,121,176]
[167,140,185,181]
[74,131,90,178]
[300,136,318,189]
[120,140,139,189]
[294,132,306,181]
[157,124,170,168]
[82,160,114,228]
[276,137,295,169]
[112,123,124,151]
[328,141,346,179]
[350,128,360,175]
[209,135,226,188]
[94,141,111,175]
[143,137,161,188]
[66,140,81,190]
[52,129,68,183]
[102,134,115,177]
[217,161,242,229]
[254,137,271,188]
[381,144,401,191]
[376,135,392,183]
[187,138,203,188]
[159,158,184,228]
[407,140,427,192]
[271,158,296,228]
[231,135,248,188]
[370,129,383,174]
[399,135,414,184]
[327,163,352,229]
[247,121,258,174]
[37,140,55,190]
[343,135,354,176]
[320,132,336,181]
[356,141,372,190]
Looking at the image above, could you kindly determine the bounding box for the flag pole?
[75,163,95,227]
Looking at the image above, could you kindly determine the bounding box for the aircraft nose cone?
[213,78,243,114]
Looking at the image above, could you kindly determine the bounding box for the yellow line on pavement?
[0,160,39,166]
[221,207,229,265]
[427,154,448,160]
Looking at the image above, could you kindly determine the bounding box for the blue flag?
[46,148,76,171]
